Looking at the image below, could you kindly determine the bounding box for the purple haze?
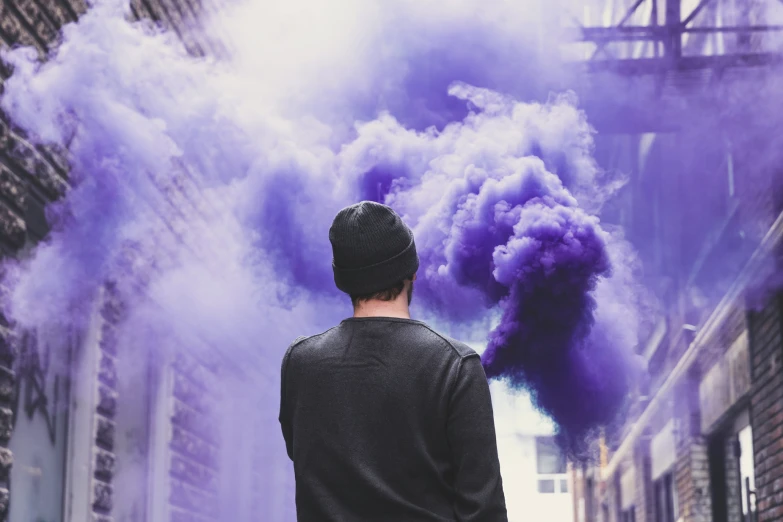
[0,0,650,508]
[374,86,641,451]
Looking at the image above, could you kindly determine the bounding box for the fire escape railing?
[567,0,783,74]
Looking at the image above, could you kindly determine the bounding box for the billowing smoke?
[0,0,647,513]
[342,85,642,451]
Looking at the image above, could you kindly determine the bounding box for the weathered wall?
[0,2,230,521]
[749,290,783,522]
[8,325,71,522]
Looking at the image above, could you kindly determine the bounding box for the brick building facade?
[748,293,783,521]
[572,217,783,522]
[568,0,783,515]
[572,104,783,521]
[0,1,295,522]
[571,82,783,522]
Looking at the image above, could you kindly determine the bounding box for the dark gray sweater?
[279,317,508,521]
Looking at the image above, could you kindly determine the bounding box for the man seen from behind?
[279,201,508,521]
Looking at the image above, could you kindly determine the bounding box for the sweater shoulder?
[284,334,311,357]
[412,323,479,360]
[285,327,338,359]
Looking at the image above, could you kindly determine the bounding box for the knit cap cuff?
[333,239,419,295]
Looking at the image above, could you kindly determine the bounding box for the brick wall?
[0,2,82,517]
[0,322,14,521]
[748,291,783,522]
[674,438,713,522]
[672,372,713,522]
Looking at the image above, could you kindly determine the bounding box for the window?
[535,478,569,494]
[536,436,568,496]
[654,472,678,522]
[738,426,756,521]
[536,436,567,474]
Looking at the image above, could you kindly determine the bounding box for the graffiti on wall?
[9,326,71,522]
[12,330,60,446]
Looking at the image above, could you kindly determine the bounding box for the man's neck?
[353,299,411,319]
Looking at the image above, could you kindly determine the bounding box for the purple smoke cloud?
[349,85,642,451]
[0,0,651,512]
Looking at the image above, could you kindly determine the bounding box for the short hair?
[350,275,413,308]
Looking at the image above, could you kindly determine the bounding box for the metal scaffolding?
[569,0,783,73]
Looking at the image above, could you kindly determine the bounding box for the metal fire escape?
[562,0,783,131]
[570,0,783,72]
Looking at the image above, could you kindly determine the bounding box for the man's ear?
[412,272,418,282]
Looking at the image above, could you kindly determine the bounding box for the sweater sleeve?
[446,355,508,522]
[279,344,295,461]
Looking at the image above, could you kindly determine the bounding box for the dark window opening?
[538,479,555,494]
[708,432,728,522]
[536,436,567,474]
[654,472,677,522]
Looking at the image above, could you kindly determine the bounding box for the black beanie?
[329,201,419,295]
